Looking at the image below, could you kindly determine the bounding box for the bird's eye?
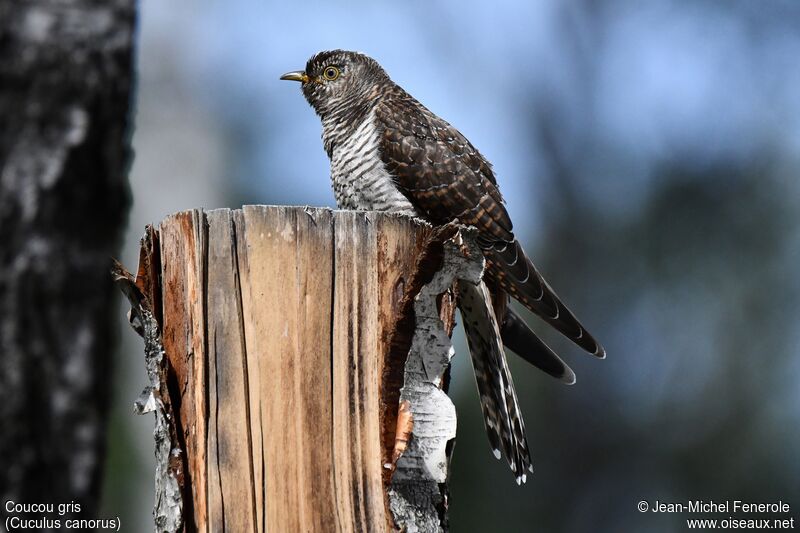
[323,66,340,81]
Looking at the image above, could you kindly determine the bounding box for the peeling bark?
[388,229,483,533]
[113,230,183,533]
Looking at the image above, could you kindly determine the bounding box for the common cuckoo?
[281,50,604,483]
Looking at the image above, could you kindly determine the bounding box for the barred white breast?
[326,110,418,215]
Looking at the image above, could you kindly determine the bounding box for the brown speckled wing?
[376,92,513,243]
[376,91,605,358]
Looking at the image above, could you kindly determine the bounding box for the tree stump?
[116,206,485,532]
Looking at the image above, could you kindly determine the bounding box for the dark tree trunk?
[0,0,135,526]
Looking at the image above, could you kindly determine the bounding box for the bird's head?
[280,50,389,118]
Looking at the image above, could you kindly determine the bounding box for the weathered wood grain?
[237,205,338,533]
[291,208,338,532]
[159,209,208,531]
[127,206,471,532]
[206,209,257,532]
[233,207,266,533]
[332,212,386,532]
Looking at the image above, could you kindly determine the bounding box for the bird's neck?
[319,86,383,158]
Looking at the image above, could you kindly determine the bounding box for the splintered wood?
[132,207,467,532]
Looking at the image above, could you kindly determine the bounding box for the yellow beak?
[280,71,309,83]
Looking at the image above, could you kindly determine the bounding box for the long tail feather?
[458,279,533,483]
[485,239,606,358]
[500,306,576,385]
